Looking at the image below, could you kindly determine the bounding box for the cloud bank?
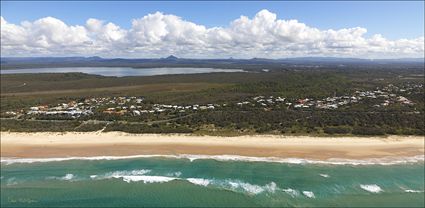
[1,10,424,58]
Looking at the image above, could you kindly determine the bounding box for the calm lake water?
[0,67,245,77]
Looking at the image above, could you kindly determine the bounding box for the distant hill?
[278,57,425,64]
[1,56,423,70]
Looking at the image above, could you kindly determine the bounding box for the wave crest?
[302,191,316,198]
[360,184,383,193]
[118,175,177,183]
[2,154,423,165]
[187,178,210,187]
[405,189,424,193]
[46,173,75,181]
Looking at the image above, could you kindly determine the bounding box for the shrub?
[324,126,352,134]
[352,126,385,135]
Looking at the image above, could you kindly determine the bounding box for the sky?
[1,1,424,58]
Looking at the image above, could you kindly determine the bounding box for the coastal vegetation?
[1,66,423,136]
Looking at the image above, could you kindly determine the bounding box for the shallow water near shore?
[1,156,424,207]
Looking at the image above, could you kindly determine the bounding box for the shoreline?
[1,132,424,161]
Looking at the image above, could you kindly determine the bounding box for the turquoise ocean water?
[1,156,424,207]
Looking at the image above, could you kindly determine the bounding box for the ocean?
[1,155,424,207]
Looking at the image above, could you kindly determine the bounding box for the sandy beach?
[1,132,423,160]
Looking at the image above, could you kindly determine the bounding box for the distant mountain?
[2,56,423,63]
[164,55,179,60]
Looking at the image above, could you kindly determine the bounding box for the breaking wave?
[5,177,19,186]
[404,189,424,193]
[302,191,316,198]
[187,178,211,187]
[319,174,330,178]
[191,180,281,195]
[91,169,151,180]
[85,170,291,196]
[227,180,271,195]
[104,169,151,178]
[360,184,383,193]
[118,175,177,184]
[46,173,76,181]
[87,169,177,184]
[2,154,423,165]
[283,188,300,198]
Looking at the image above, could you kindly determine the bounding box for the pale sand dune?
[1,132,423,160]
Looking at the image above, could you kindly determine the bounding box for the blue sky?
[1,1,424,39]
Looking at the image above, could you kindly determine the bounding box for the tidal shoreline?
[1,132,423,161]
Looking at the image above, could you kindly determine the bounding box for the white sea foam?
[2,154,423,165]
[187,178,211,187]
[264,182,278,193]
[176,154,425,165]
[62,173,74,180]
[319,174,330,178]
[6,177,19,186]
[283,188,299,198]
[0,155,173,165]
[110,169,151,176]
[107,174,280,195]
[93,169,151,181]
[239,183,265,195]
[228,180,265,195]
[225,180,280,195]
[95,169,175,183]
[47,173,75,181]
[33,167,283,196]
[404,189,424,193]
[302,191,316,198]
[360,184,383,193]
[118,175,177,183]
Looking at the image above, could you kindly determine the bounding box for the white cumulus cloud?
[1,9,424,58]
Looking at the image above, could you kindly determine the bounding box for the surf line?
[1,154,424,165]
